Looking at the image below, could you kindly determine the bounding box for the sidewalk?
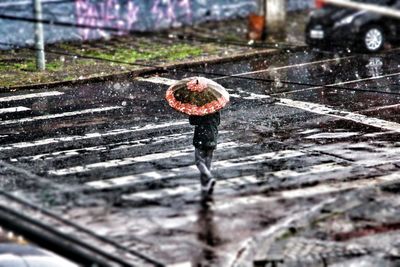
[233,178,400,267]
[0,11,308,91]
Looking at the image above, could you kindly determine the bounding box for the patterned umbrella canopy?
[165,77,230,116]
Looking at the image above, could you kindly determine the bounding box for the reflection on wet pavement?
[194,200,221,267]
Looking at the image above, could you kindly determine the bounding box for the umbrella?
[165,77,230,116]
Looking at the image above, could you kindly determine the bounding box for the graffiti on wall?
[75,0,139,40]
[151,0,192,26]
[75,0,195,40]
[0,0,313,48]
[74,0,257,40]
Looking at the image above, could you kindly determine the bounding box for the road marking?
[305,132,359,139]
[48,140,242,176]
[216,171,400,212]
[213,56,354,80]
[139,75,400,133]
[0,91,64,102]
[136,56,356,87]
[121,163,349,202]
[278,98,400,133]
[0,106,122,126]
[136,77,271,101]
[280,171,400,199]
[136,76,176,86]
[15,131,195,161]
[273,71,400,95]
[0,120,188,151]
[360,103,400,113]
[86,150,305,190]
[0,106,30,114]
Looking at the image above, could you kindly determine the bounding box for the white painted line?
[0,91,64,102]
[49,140,241,176]
[280,171,400,199]
[226,88,271,100]
[213,56,354,80]
[216,171,400,211]
[136,77,270,101]
[123,184,200,201]
[0,120,188,151]
[270,162,348,178]
[137,58,355,85]
[16,131,195,161]
[274,71,400,95]
[122,163,348,202]
[361,103,400,113]
[278,98,400,133]
[0,106,122,126]
[306,132,359,139]
[0,106,30,114]
[86,150,304,189]
[363,131,396,137]
[136,76,176,86]
[139,75,400,134]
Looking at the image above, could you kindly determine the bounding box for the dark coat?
[189,112,220,149]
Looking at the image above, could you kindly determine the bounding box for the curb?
[0,47,285,93]
[229,198,335,267]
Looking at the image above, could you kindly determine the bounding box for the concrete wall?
[0,0,313,48]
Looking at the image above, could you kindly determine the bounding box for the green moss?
[14,61,36,72]
[0,38,221,88]
[0,59,63,73]
[79,43,203,64]
[46,61,64,71]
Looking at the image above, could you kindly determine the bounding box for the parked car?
[305,0,400,52]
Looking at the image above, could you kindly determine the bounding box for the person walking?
[189,111,220,195]
[165,77,229,197]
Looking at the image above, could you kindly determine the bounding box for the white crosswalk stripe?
[14,131,194,161]
[4,74,398,208]
[48,140,244,176]
[0,106,122,126]
[0,91,64,102]
[0,120,188,151]
[86,150,305,190]
[121,163,350,202]
[0,106,30,114]
[278,98,400,133]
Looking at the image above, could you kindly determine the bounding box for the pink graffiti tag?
[75,0,139,40]
[151,0,192,27]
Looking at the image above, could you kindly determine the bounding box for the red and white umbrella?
[165,77,230,116]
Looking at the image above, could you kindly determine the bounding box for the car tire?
[361,25,385,52]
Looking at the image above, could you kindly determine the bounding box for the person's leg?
[204,148,214,170]
[195,148,213,182]
[195,148,216,195]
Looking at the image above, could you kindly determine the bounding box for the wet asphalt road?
[2,48,400,266]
